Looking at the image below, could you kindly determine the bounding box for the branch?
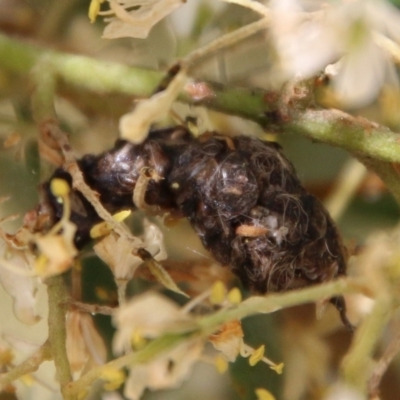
[65,277,358,395]
[46,275,74,399]
[0,33,162,97]
[1,33,400,204]
[0,33,399,156]
[66,299,115,316]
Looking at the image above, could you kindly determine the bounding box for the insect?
[39,126,352,328]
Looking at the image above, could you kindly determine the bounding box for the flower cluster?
[268,0,400,107]
[111,282,283,400]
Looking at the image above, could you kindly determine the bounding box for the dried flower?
[34,226,76,277]
[94,219,167,281]
[94,233,142,281]
[209,320,244,362]
[66,311,107,376]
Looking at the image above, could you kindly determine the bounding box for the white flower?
[94,233,142,281]
[209,320,244,362]
[0,237,39,325]
[124,340,203,400]
[269,0,400,107]
[100,0,184,39]
[113,292,196,353]
[142,219,167,261]
[34,220,77,277]
[94,219,167,281]
[270,0,340,79]
[112,292,201,400]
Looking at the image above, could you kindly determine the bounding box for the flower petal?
[102,0,184,39]
[113,292,196,354]
[119,68,186,144]
[94,232,142,280]
[0,241,39,325]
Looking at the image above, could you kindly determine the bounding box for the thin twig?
[182,18,270,68]
[368,324,400,399]
[221,0,271,18]
[324,159,368,221]
[0,342,52,391]
[341,287,392,394]
[66,299,115,316]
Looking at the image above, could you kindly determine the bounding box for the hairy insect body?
[168,135,346,294]
[42,127,349,324]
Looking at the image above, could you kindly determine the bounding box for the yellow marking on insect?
[235,225,269,237]
[171,182,180,189]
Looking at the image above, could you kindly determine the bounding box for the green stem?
[341,294,392,394]
[1,33,400,163]
[65,334,183,397]
[46,275,74,400]
[0,33,162,97]
[1,33,400,162]
[286,107,400,166]
[30,57,57,122]
[197,278,357,333]
[66,278,357,395]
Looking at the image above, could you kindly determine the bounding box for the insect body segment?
[168,135,347,296]
[41,126,350,327]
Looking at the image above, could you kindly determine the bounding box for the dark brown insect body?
[41,126,350,327]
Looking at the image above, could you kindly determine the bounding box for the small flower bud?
[210,281,227,305]
[255,388,276,400]
[228,287,242,304]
